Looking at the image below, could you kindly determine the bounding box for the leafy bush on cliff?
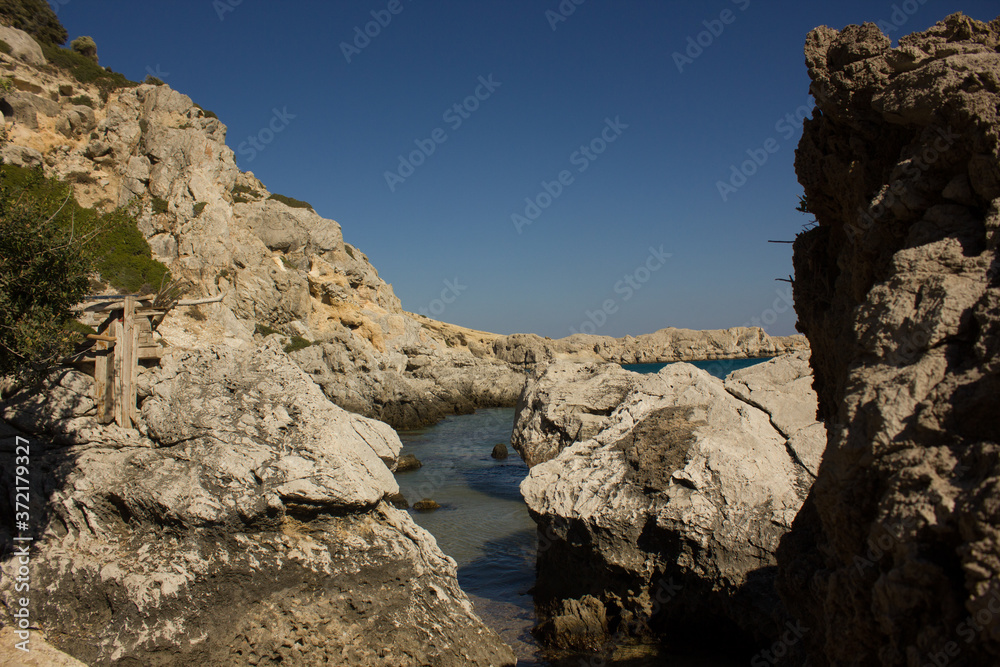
[268,193,314,211]
[39,42,136,100]
[284,336,312,354]
[69,35,97,62]
[1,164,170,295]
[0,158,173,378]
[0,167,90,378]
[0,0,67,45]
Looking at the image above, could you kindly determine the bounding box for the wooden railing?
[71,293,224,428]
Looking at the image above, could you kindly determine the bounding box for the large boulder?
[0,342,515,666]
[777,13,1000,666]
[518,353,824,653]
[0,25,45,67]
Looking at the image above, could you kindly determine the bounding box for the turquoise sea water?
[623,356,773,378]
[394,357,772,664]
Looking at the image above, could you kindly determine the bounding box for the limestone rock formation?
[511,361,639,467]
[0,343,515,666]
[0,25,45,67]
[517,353,824,652]
[493,328,808,368]
[777,12,1000,666]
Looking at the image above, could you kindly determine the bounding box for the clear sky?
[50,1,998,338]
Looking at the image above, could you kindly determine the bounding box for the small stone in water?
[386,492,409,509]
[395,453,422,472]
[413,498,441,512]
[491,443,508,459]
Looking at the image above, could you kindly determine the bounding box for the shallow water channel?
[395,358,773,665]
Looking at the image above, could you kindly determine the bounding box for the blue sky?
[51,1,998,338]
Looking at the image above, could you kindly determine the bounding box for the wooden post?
[112,317,126,428]
[127,297,140,426]
[94,339,114,424]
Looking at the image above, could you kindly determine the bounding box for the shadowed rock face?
[777,12,1000,666]
[516,353,824,654]
[0,342,515,666]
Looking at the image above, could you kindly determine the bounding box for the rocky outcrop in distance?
[515,353,825,654]
[778,12,1000,666]
[0,342,515,666]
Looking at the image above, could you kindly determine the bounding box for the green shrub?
[66,171,96,184]
[255,323,280,337]
[193,103,218,120]
[39,42,136,97]
[70,94,94,108]
[70,36,97,62]
[280,255,294,269]
[0,40,11,55]
[284,336,312,354]
[232,184,257,196]
[0,163,171,377]
[0,0,67,45]
[152,197,169,215]
[232,184,259,205]
[268,193,314,211]
[0,78,12,93]
[192,202,207,217]
[144,75,165,86]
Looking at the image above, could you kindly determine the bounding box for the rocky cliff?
[777,12,1000,665]
[515,354,825,656]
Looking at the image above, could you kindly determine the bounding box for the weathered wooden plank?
[94,339,113,424]
[127,298,140,426]
[112,318,125,428]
